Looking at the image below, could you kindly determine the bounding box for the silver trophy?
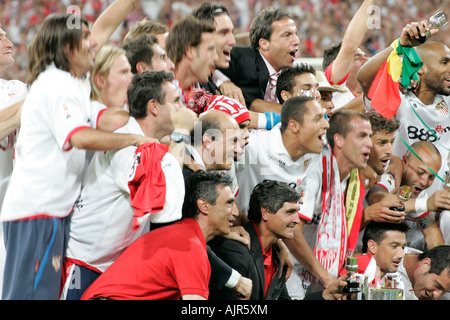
[368,275,404,300]
[418,9,448,43]
[343,255,361,294]
[444,171,450,192]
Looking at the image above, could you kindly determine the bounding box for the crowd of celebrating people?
[0,0,449,302]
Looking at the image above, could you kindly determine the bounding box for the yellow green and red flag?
[367,39,423,118]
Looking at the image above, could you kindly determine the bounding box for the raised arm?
[356,46,392,97]
[329,0,375,84]
[357,19,439,96]
[91,0,138,53]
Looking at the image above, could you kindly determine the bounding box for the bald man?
[183,109,241,177]
[358,20,450,197]
[358,20,450,251]
[180,109,254,300]
[367,141,448,250]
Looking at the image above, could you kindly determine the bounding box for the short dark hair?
[127,70,174,119]
[322,41,342,70]
[121,34,159,74]
[276,63,316,103]
[362,222,409,253]
[247,180,300,223]
[249,7,292,50]
[182,170,233,218]
[280,96,315,133]
[192,2,229,24]
[367,112,400,134]
[166,16,216,66]
[326,109,370,149]
[418,245,450,276]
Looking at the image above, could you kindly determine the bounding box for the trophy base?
[343,279,361,293]
[368,288,403,300]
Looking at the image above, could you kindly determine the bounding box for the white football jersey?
[235,124,318,215]
[0,79,27,207]
[332,83,357,110]
[366,91,450,195]
[1,65,96,221]
[66,117,183,272]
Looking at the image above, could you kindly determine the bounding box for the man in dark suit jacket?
[220,46,270,108]
[209,180,301,300]
[218,8,300,114]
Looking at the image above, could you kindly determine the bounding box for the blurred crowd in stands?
[0,0,449,82]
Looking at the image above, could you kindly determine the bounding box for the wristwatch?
[170,131,189,143]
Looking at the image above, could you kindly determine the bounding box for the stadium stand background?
[0,0,448,81]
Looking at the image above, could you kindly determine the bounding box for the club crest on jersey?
[435,100,448,115]
[63,105,71,119]
[303,158,311,171]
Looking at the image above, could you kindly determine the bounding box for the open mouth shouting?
[289,48,298,62]
[392,259,402,269]
[379,156,391,169]
[319,133,326,145]
[223,48,231,62]
[362,152,370,162]
[411,185,424,196]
